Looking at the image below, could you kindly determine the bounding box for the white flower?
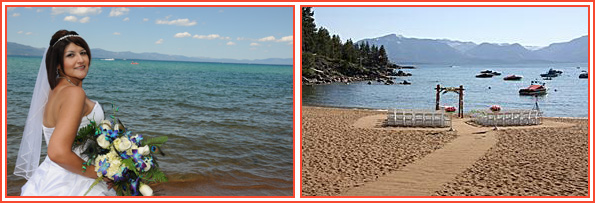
[96,135,111,149]
[99,120,112,130]
[138,145,151,156]
[139,184,153,196]
[143,160,151,172]
[126,143,138,156]
[114,137,132,152]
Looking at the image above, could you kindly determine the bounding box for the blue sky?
[6,6,294,60]
[312,6,588,48]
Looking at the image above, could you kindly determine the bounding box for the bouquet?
[73,104,168,196]
[490,105,501,112]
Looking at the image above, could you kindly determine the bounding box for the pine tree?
[302,7,316,53]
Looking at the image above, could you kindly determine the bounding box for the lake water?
[303,63,589,118]
[5,56,294,196]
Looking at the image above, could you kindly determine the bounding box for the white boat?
[101,58,115,61]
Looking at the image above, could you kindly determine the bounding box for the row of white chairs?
[471,110,542,126]
[386,109,451,127]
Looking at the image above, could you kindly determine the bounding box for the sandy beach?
[301,106,589,196]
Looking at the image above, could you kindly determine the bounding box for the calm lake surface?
[303,63,589,118]
[6,56,294,196]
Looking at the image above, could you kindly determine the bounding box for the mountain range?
[6,42,293,65]
[357,34,588,64]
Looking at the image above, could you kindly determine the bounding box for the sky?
[312,6,589,48]
[6,6,293,60]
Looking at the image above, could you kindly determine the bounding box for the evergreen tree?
[378,45,389,66]
[302,7,316,53]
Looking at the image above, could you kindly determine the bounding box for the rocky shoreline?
[302,54,414,85]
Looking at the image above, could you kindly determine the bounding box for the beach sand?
[301,106,459,196]
[301,106,589,196]
[435,118,589,196]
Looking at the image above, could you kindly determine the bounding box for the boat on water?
[475,73,494,78]
[519,81,547,96]
[131,61,139,65]
[540,68,562,77]
[101,58,115,61]
[503,75,523,80]
[579,71,588,79]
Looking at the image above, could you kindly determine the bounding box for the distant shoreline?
[7,55,293,67]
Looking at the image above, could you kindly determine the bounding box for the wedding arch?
[435,85,465,118]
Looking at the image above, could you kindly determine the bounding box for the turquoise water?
[303,63,589,118]
[6,56,293,196]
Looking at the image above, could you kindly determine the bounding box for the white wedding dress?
[21,101,116,196]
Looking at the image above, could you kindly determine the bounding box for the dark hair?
[46,30,92,89]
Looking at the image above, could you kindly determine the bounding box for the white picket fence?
[386,109,451,127]
[471,110,542,126]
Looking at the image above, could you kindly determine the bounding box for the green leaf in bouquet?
[121,158,140,176]
[83,176,104,196]
[72,123,97,151]
[141,136,168,147]
[141,168,168,184]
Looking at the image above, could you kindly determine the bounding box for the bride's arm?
[47,86,99,179]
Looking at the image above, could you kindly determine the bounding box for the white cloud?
[109,7,129,17]
[143,18,149,22]
[17,31,23,34]
[155,39,164,44]
[193,34,224,40]
[123,17,130,22]
[26,32,33,35]
[64,16,78,22]
[226,41,235,46]
[7,8,15,11]
[277,35,293,42]
[113,32,121,35]
[37,9,43,13]
[250,42,260,46]
[79,16,90,23]
[12,13,20,17]
[236,37,245,41]
[258,36,276,42]
[156,18,197,26]
[174,32,192,38]
[52,7,102,16]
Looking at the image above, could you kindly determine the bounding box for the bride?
[14,30,116,196]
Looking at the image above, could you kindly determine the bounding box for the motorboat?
[503,75,523,80]
[492,71,502,76]
[475,73,494,78]
[579,71,588,79]
[540,68,561,77]
[519,81,547,95]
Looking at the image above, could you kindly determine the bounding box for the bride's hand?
[103,178,114,190]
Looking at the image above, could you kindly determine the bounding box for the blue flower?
[130,134,143,145]
[113,167,128,182]
[131,149,144,169]
[119,152,130,159]
[130,177,140,196]
[105,130,119,141]
[97,159,110,176]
